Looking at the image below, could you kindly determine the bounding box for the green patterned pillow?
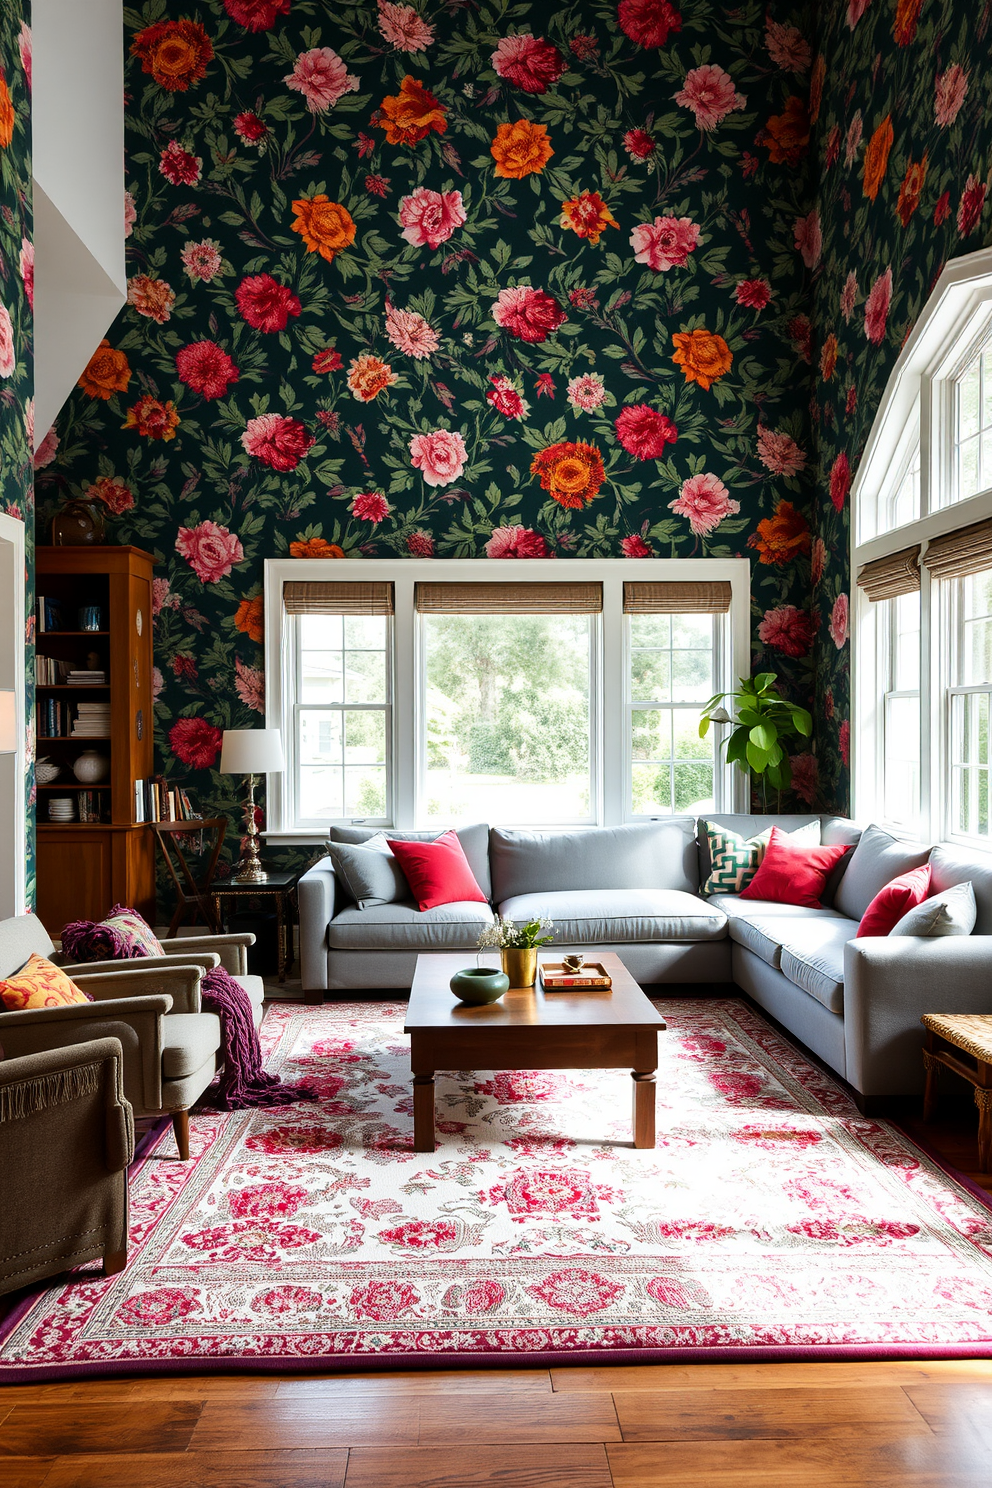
[700,821,820,897]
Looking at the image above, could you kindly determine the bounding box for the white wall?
[32,0,126,445]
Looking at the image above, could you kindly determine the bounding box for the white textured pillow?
[889,881,977,937]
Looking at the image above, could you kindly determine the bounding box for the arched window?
[854,249,992,845]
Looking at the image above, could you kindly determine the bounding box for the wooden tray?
[540,961,613,991]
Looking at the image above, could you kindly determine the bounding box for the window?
[881,591,921,830]
[954,345,992,504]
[888,443,921,532]
[948,570,992,839]
[265,559,750,837]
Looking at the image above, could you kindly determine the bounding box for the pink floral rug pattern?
[4,998,992,1379]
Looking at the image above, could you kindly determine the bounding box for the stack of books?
[134,778,199,823]
[67,669,106,685]
[71,702,111,737]
[35,657,72,685]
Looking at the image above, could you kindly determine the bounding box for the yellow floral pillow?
[0,953,91,1010]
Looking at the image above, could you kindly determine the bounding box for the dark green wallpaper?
[40,0,824,868]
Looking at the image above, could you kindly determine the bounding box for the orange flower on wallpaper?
[862,116,894,202]
[77,339,131,400]
[490,119,554,179]
[896,152,928,226]
[346,354,398,402]
[808,54,825,125]
[893,0,923,46]
[819,333,838,381]
[123,395,180,441]
[235,595,264,644]
[748,500,812,566]
[291,194,356,262]
[560,191,618,244]
[289,538,345,558]
[130,19,213,93]
[379,76,447,145]
[0,72,14,149]
[759,97,810,167]
[530,440,605,510]
[671,329,733,390]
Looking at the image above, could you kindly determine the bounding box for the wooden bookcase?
[35,547,156,931]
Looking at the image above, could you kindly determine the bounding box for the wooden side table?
[921,1013,992,1171]
[212,870,299,983]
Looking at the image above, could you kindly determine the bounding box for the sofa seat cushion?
[328,901,495,952]
[234,974,264,1029]
[162,1013,221,1080]
[497,890,727,944]
[776,919,859,1014]
[709,895,850,970]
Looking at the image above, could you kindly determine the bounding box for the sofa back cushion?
[832,824,931,921]
[0,914,56,980]
[331,822,491,900]
[490,819,697,902]
[929,845,992,933]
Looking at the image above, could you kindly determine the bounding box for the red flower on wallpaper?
[789,753,819,805]
[235,274,302,332]
[351,491,391,523]
[407,530,435,557]
[829,451,851,511]
[630,213,700,270]
[169,717,223,769]
[123,395,179,441]
[241,413,314,470]
[224,0,290,31]
[131,20,213,92]
[485,525,550,558]
[176,520,245,583]
[159,141,202,185]
[398,187,466,248]
[486,375,529,419]
[172,654,197,680]
[958,175,987,237]
[623,128,656,158]
[736,278,772,309]
[175,340,240,399]
[757,605,814,658]
[312,348,342,373]
[617,0,682,49]
[491,34,567,93]
[85,476,134,515]
[669,472,740,534]
[379,75,447,144]
[491,285,566,342]
[621,534,653,556]
[614,404,678,459]
[234,110,269,144]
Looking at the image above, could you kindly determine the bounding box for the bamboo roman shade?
[923,518,992,582]
[856,546,921,602]
[623,581,732,614]
[414,582,603,614]
[283,581,394,615]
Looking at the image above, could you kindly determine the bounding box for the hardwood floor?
[4,1054,992,1485]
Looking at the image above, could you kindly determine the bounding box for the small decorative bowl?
[36,757,60,784]
[449,967,510,1006]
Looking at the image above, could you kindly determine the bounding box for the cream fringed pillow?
[700,820,820,896]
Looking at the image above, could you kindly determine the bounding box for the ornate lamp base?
[232,771,269,883]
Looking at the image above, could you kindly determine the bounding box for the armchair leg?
[172,1108,190,1161]
[103,1249,127,1277]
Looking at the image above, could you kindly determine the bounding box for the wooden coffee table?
[404,951,666,1153]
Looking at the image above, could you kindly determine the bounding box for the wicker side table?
[921,1013,992,1171]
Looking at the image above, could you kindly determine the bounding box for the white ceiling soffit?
[853,246,992,504]
[32,0,126,448]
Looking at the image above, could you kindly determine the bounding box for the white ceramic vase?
[72,749,109,784]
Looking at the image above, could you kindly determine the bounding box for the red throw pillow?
[386,830,488,912]
[739,826,849,909]
[856,863,931,937]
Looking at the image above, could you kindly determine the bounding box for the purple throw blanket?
[199,967,317,1110]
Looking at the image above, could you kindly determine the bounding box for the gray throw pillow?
[832,824,931,920]
[328,832,409,909]
[889,881,977,937]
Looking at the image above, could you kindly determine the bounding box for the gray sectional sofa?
[298,815,992,1106]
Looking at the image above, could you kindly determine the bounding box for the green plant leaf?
[749,723,776,751]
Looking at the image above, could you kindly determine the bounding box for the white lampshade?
[219,728,284,775]
[0,691,17,754]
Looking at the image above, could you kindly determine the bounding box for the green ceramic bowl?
[449,967,510,1005]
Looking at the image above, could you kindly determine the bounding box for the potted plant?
[699,672,812,808]
[477,916,555,988]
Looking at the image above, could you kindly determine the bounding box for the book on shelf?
[35,597,64,634]
[35,656,73,685]
[67,670,106,685]
[134,777,199,824]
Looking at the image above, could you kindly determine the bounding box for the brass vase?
[501,947,537,987]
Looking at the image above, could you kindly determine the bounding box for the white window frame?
[853,246,992,848]
[263,557,751,842]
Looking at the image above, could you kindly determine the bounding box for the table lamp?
[219,728,284,883]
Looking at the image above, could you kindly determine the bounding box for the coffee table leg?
[413,1073,436,1153]
[632,1071,656,1148]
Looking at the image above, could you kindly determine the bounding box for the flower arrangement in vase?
[477,916,554,987]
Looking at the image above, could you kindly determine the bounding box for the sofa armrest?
[844,935,992,1099]
[71,963,205,1014]
[161,935,254,976]
[0,998,170,1112]
[63,952,220,978]
[0,1037,134,1172]
[298,857,335,993]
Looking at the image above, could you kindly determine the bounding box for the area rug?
[4,997,992,1380]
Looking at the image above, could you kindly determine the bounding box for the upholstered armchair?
[0,915,259,1160]
[0,1037,133,1296]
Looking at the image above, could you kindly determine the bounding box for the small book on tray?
[540,962,612,990]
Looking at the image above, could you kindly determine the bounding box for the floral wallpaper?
[810,0,992,815]
[0,4,33,909]
[39,0,824,868]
